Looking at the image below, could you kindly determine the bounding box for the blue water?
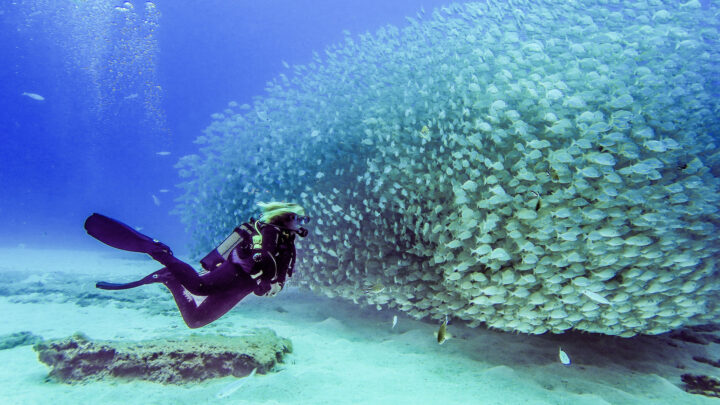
[0,0,462,253]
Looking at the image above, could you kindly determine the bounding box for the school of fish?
[178,0,720,337]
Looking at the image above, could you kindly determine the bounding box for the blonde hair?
[257,201,306,223]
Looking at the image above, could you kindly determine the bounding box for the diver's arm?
[286,244,297,279]
[253,225,281,281]
[273,242,295,283]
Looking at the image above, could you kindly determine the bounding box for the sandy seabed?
[0,247,718,405]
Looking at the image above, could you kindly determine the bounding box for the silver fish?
[582,290,611,305]
[558,347,571,365]
[22,92,45,101]
[216,368,257,399]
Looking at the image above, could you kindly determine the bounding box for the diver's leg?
[174,284,256,329]
[100,271,206,325]
[157,276,255,329]
[98,249,244,296]
[157,278,203,325]
[150,253,247,296]
[98,264,255,328]
[143,251,211,294]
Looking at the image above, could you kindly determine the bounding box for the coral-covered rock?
[33,328,291,384]
[0,331,43,350]
[681,374,720,398]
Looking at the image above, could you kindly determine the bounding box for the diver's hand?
[264,282,283,297]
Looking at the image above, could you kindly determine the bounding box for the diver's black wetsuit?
[85,213,301,328]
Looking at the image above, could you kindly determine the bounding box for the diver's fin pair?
[84,213,172,255]
[96,269,168,291]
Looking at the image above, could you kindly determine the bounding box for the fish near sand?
[436,316,451,345]
[392,315,398,329]
[22,92,45,101]
[558,347,571,365]
[216,368,257,399]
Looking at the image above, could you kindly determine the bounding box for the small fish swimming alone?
[22,92,45,101]
[159,189,170,193]
[156,151,171,156]
[392,315,398,329]
[436,316,451,345]
[152,194,161,206]
[216,368,257,399]
[558,347,571,365]
[124,93,139,100]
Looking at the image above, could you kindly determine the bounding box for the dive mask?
[292,214,311,225]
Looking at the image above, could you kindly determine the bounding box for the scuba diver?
[85,202,309,328]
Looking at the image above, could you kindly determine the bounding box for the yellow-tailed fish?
[364,282,385,294]
[420,125,430,140]
[436,316,451,344]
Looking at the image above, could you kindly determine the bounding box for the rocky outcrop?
[33,328,291,384]
[0,331,43,350]
[681,374,720,398]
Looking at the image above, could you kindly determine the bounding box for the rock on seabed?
[33,329,291,384]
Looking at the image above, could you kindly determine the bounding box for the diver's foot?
[154,241,173,256]
[96,268,172,290]
[142,268,172,284]
[148,242,173,261]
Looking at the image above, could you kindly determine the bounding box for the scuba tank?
[199,218,259,271]
[200,218,309,272]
